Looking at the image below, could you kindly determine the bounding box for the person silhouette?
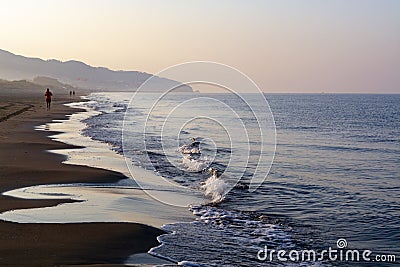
[45,88,53,110]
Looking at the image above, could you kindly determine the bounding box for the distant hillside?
[0,79,40,91]
[0,77,76,96]
[0,49,192,92]
[33,76,76,91]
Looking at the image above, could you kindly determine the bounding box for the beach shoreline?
[0,94,167,266]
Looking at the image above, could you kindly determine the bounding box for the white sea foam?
[181,155,210,172]
[178,261,208,266]
[148,204,296,266]
[200,173,229,203]
[178,145,201,154]
[188,204,293,245]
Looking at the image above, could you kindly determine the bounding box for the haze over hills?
[0,76,78,97]
[0,49,192,92]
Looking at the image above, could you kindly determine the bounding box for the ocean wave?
[200,172,229,203]
[181,155,211,173]
[149,205,295,266]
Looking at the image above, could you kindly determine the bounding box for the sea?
[70,92,399,266]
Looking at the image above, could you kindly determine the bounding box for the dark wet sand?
[0,92,165,266]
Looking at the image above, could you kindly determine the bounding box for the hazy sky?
[0,0,399,93]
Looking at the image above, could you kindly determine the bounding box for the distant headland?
[0,49,192,93]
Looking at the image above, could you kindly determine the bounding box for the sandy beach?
[0,92,165,266]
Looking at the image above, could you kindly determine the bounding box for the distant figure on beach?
[45,88,53,110]
[69,91,72,97]
[73,90,75,96]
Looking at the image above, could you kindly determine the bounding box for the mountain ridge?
[0,49,192,92]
